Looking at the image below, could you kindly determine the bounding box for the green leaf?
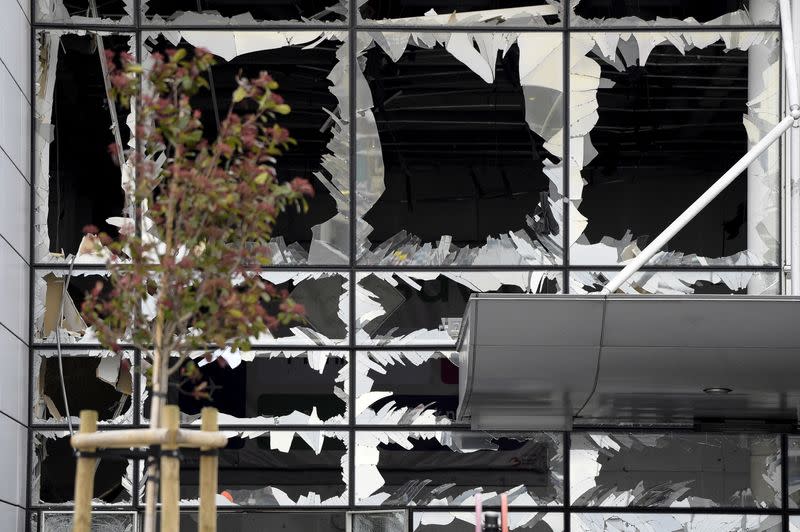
[171,49,187,62]
[233,86,248,103]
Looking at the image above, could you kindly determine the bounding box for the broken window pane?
[143,33,350,265]
[413,512,563,532]
[570,270,780,294]
[33,350,135,425]
[356,271,560,345]
[355,350,460,425]
[142,0,346,24]
[257,272,349,345]
[569,32,780,267]
[34,270,112,344]
[355,431,563,506]
[41,511,136,532]
[570,432,781,508]
[357,32,564,266]
[35,0,134,24]
[786,436,800,508]
[571,0,778,26]
[143,351,347,425]
[36,31,134,264]
[359,1,561,26]
[33,431,133,505]
[176,511,346,531]
[178,432,348,506]
[571,514,781,531]
[791,517,800,531]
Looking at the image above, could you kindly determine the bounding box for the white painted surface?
[0,1,29,529]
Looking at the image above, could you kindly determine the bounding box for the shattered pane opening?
[355,431,563,506]
[572,0,779,25]
[570,433,781,508]
[413,512,563,532]
[569,31,780,267]
[144,351,348,425]
[142,0,346,23]
[571,513,782,532]
[580,43,753,258]
[356,350,460,425]
[42,33,132,260]
[179,433,348,506]
[177,511,347,531]
[33,350,135,425]
[35,0,133,23]
[570,270,780,295]
[359,0,560,25]
[144,34,347,264]
[361,40,561,260]
[34,432,133,505]
[356,271,560,344]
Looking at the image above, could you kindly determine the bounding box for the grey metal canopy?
[456,294,800,431]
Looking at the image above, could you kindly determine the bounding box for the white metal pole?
[603,115,795,294]
[780,0,800,108]
[786,0,800,294]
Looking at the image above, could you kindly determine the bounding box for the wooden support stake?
[160,405,181,532]
[72,410,98,532]
[198,407,219,532]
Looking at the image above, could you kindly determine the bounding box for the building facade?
[1,0,799,530]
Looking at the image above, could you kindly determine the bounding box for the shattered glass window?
[36,31,135,264]
[143,33,350,265]
[571,514,782,531]
[355,431,563,506]
[41,511,137,532]
[32,350,135,425]
[355,350,460,425]
[143,351,348,426]
[355,271,560,345]
[569,32,781,267]
[572,0,779,26]
[33,431,134,506]
[570,433,781,508]
[357,32,564,266]
[177,511,347,531]
[570,270,780,294]
[35,0,134,24]
[787,436,800,508]
[359,0,561,26]
[34,270,112,344]
[413,512,563,532]
[178,432,348,506]
[142,0,347,24]
[27,0,795,526]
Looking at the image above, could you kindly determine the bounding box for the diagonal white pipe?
[603,115,795,294]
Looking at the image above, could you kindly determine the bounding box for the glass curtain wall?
[29,0,794,530]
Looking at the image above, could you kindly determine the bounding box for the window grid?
[26,0,791,530]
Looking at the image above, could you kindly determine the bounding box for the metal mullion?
[563,3,570,299]
[783,434,790,530]
[138,23,349,31]
[26,0,37,527]
[352,24,781,33]
[348,0,358,511]
[32,262,786,272]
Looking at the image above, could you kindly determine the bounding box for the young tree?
[80,47,313,532]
